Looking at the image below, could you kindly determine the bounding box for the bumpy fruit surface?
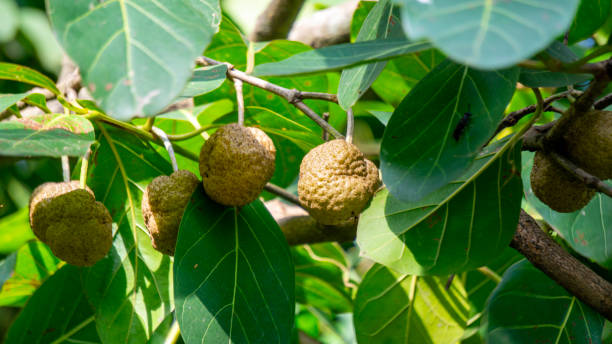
[29,181,113,266]
[530,152,595,213]
[199,123,276,206]
[298,139,380,225]
[563,110,612,179]
[142,170,199,255]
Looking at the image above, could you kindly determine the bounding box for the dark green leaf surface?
[568,0,612,44]
[253,39,432,77]
[0,62,60,94]
[522,151,612,269]
[358,142,523,276]
[0,242,61,307]
[381,59,518,202]
[5,265,100,344]
[398,0,580,69]
[174,187,295,344]
[0,93,27,113]
[82,126,173,344]
[519,42,591,87]
[0,114,95,157]
[293,243,353,313]
[338,0,397,109]
[354,264,469,343]
[180,64,228,98]
[482,260,604,344]
[47,0,221,120]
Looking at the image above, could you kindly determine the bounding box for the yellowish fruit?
[199,123,276,206]
[142,170,200,255]
[298,139,380,225]
[563,110,612,179]
[29,181,113,266]
[530,152,595,213]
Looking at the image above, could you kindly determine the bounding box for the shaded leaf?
[0,93,28,113]
[47,0,221,120]
[0,114,95,157]
[568,0,612,44]
[354,264,469,343]
[174,187,295,344]
[398,0,580,69]
[482,259,604,344]
[357,142,523,276]
[367,110,392,126]
[180,64,228,98]
[0,62,60,94]
[0,253,16,290]
[381,59,518,202]
[519,41,591,87]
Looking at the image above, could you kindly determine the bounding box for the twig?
[476,266,502,284]
[164,321,181,344]
[165,125,221,141]
[233,79,245,126]
[322,112,330,141]
[594,93,612,109]
[80,147,92,189]
[345,108,354,144]
[510,210,612,322]
[151,127,178,172]
[142,118,155,132]
[264,183,302,207]
[196,56,344,139]
[61,156,70,182]
[549,151,612,197]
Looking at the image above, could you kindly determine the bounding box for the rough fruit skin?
[142,170,199,255]
[29,181,113,266]
[298,139,380,225]
[530,152,595,213]
[563,110,612,179]
[199,123,276,206]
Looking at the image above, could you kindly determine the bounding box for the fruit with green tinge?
[563,110,612,179]
[199,123,276,206]
[29,181,113,266]
[530,152,595,213]
[142,170,200,255]
[298,139,380,226]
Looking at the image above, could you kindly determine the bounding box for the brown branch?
[510,211,612,322]
[288,0,359,48]
[250,0,305,42]
[549,152,612,198]
[594,93,612,110]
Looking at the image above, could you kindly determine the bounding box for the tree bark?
[250,0,306,42]
[288,0,359,48]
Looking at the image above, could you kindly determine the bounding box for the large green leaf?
[253,39,432,77]
[0,242,61,307]
[568,0,612,44]
[519,41,591,87]
[0,62,60,94]
[338,0,398,110]
[81,126,173,344]
[293,242,353,313]
[357,142,523,276]
[354,264,470,343]
[174,187,295,344]
[5,265,100,343]
[47,0,221,120]
[0,93,28,113]
[521,151,612,269]
[381,59,518,202]
[0,114,95,157]
[0,207,35,253]
[397,0,580,69]
[482,259,604,343]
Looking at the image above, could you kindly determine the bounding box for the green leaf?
[354,264,469,343]
[519,42,591,87]
[253,39,432,77]
[338,0,398,109]
[0,114,95,157]
[0,242,61,307]
[81,126,173,344]
[0,207,35,254]
[0,62,60,95]
[381,59,518,202]
[0,0,18,42]
[350,1,377,42]
[357,142,523,276]
[19,8,63,72]
[398,0,580,69]
[568,0,612,44]
[47,0,221,120]
[368,110,392,126]
[293,243,353,313]
[0,93,28,113]
[521,151,612,269]
[0,253,16,290]
[175,187,295,343]
[5,265,100,344]
[482,259,605,344]
[180,64,228,98]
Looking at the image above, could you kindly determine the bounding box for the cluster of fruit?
[530,110,611,212]
[29,123,380,264]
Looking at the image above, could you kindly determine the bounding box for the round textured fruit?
[199,123,276,206]
[29,181,113,266]
[298,139,380,225]
[563,110,612,179]
[530,152,595,213]
[142,170,200,255]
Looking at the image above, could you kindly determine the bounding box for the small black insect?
[452,106,472,142]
